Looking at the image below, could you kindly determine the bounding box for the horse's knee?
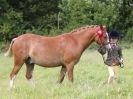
[10,66,22,78]
[67,70,74,82]
[65,63,75,82]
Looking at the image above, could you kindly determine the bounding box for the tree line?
[0,0,133,42]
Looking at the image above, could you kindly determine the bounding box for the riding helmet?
[109,30,119,39]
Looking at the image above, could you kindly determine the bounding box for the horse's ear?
[100,25,103,30]
[100,25,106,30]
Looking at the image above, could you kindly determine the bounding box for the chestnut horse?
[5,25,110,89]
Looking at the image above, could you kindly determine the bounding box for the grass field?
[0,48,133,99]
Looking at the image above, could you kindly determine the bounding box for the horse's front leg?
[58,66,67,83]
[66,62,75,82]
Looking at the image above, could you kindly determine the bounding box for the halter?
[96,29,110,47]
[96,29,111,63]
[96,28,104,46]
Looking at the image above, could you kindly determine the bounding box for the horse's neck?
[73,30,95,50]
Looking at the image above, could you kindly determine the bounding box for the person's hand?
[120,58,123,63]
[119,58,124,68]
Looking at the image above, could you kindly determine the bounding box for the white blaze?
[105,32,111,50]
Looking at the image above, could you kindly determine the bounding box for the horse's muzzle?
[105,42,112,51]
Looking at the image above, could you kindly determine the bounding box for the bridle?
[96,29,111,62]
[96,28,111,47]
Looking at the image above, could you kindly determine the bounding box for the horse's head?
[94,25,111,49]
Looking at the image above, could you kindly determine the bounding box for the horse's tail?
[4,38,16,57]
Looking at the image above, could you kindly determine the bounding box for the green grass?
[0,48,133,99]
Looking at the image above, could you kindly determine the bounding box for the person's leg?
[113,66,119,83]
[107,66,115,84]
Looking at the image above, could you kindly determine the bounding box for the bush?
[126,27,133,42]
[0,42,9,53]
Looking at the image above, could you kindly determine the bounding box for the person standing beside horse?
[98,31,124,84]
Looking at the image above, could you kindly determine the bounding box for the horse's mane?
[71,25,99,33]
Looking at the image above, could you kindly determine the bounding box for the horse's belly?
[28,41,63,67]
[33,56,62,67]
[36,63,61,68]
[36,62,62,67]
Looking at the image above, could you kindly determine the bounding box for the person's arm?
[118,46,123,63]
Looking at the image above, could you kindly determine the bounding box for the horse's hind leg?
[58,66,67,83]
[25,63,35,87]
[9,59,24,90]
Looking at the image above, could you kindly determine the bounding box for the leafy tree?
[0,0,133,42]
